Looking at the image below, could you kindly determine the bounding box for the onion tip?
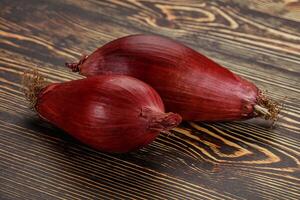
[141,108,182,132]
[65,55,88,72]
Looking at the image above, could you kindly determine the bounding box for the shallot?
[23,70,181,152]
[66,34,279,122]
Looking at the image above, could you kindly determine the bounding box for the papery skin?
[67,34,259,121]
[36,75,181,153]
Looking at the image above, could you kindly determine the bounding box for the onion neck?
[254,91,281,121]
[65,55,88,72]
[140,107,182,132]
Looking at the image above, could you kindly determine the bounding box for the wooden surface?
[0,0,299,199]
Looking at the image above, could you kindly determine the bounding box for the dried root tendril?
[254,90,283,126]
[22,68,48,110]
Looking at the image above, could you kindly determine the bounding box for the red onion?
[66,34,279,122]
[23,70,182,152]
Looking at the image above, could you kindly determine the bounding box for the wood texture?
[0,0,299,199]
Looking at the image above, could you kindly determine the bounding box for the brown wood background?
[0,0,299,199]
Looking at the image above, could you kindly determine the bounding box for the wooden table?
[1,0,299,199]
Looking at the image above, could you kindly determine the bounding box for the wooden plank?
[224,0,300,22]
[0,0,299,199]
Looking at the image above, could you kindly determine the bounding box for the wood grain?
[0,0,299,199]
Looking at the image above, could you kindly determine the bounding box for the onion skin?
[26,74,181,153]
[67,34,278,122]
